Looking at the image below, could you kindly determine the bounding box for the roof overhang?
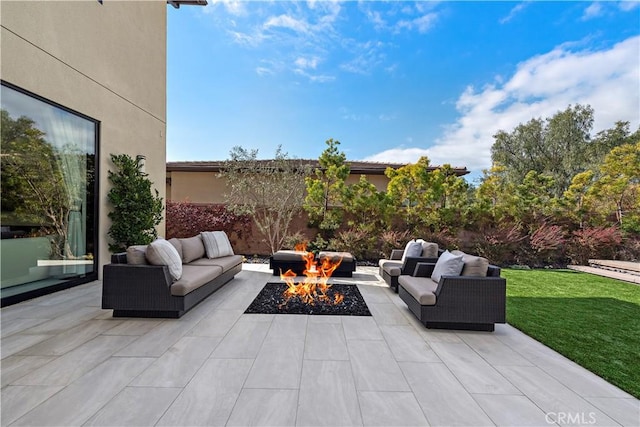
[168,0,207,9]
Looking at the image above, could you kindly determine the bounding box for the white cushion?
[431,250,464,282]
[145,239,183,281]
[401,240,423,263]
[201,231,234,258]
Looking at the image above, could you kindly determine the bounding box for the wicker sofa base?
[103,263,241,318]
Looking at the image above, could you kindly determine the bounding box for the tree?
[107,154,164,252]
[587,142,640,233]
[491,104,595,196]
[342,175,392,233]
[304,138,350,237]
[221,146,310,254]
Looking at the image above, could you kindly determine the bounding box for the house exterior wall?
[1,0,167,277]
[167,170,391,203]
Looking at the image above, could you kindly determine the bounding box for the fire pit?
[245,282,371,316]
[246,244,371,316]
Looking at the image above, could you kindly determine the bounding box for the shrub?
[526,224,567,266]
[566,226,623,265]
[107,154,163,253]
[379,230,411,258]
[473,224,526,266]
[329,228,377,260]
[165,201,251,246]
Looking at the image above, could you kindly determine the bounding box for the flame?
[279,244,344,308]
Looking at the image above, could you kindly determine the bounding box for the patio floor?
[1,264,638,426]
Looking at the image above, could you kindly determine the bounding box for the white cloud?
[205,0,246,16]
[363,36,640,174]
[500,2,530,24]
[619,1,640,12]
[582,2,603,20]
[264,14,311,34]
[295,56,320,70]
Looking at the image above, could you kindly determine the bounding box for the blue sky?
[167,1,639,182]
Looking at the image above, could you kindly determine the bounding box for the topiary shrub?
[107,154,164,253]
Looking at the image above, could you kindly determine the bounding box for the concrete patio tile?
[308,314,342,324]
[187,308,244,337]
[367,302,410,325]
[19,306,103,334]
[114,308,208,357]
[267,314,308,340]
[297,360,363,426]
[1,385,63,426]
[102,318,163,336]
[497,365,619,426]
[226,388,298,426]
[356,284,395,304]
[83,387,181,426]
[238,313,276,322]
[472,394,552,426]
[457,332,535,366]
[210,318,271,359]
[380,324,441,363]
[17,319,122,356]
[11,356,154,426]
[1,317,48,337]
[0,355,56,387]
[358,391,429,427]
[1,333,53,359]
[585,397,640,427]
[347,340,411,392]
[245,336,305,389]
[156,358,253,426]
[304,320,349,360]
[342,316,384,340]
[12,335,136,386]
[416,326,464,343]
[399,361,494,426]
[215,286,261,310]
[130,336,221,387]
[430,342,521,394]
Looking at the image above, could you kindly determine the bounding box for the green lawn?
[503,268,640,399]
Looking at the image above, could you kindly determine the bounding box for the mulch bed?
[245,282,371,316]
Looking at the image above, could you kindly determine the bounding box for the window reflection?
[1,82,98,303]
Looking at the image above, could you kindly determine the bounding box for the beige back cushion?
[126,245,148,265]
[451,250,489,277]
[180,235,206,263]
[168,238,183,261]
[416,240,438,258]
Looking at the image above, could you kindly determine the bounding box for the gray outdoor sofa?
[398,251,506,331]
[102,233,242,318]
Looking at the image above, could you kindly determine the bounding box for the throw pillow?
[168,238,183,261]
[416,239,438,258]
[401,240,423,263]
[431,250,464,282]
[146,239,183,281]
[126,245,148,265]
[180,235,206,263]
[201,231,234,258]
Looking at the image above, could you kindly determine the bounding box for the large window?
[1,82,98,305]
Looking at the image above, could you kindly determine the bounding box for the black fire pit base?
[245,283,371,316]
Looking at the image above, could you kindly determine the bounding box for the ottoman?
[269,250,307,276]
[318,251,356,277]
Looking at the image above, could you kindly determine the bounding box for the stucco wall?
[1,0,167,276]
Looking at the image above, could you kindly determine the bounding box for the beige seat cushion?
[180,235,206,263]
[318,251,354,262]
[380,260,403,276]
[272,250,307,261]
[188,255,243,273]
[398,276,438,305]
[451,250,489,277]
[171,265,223,296]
